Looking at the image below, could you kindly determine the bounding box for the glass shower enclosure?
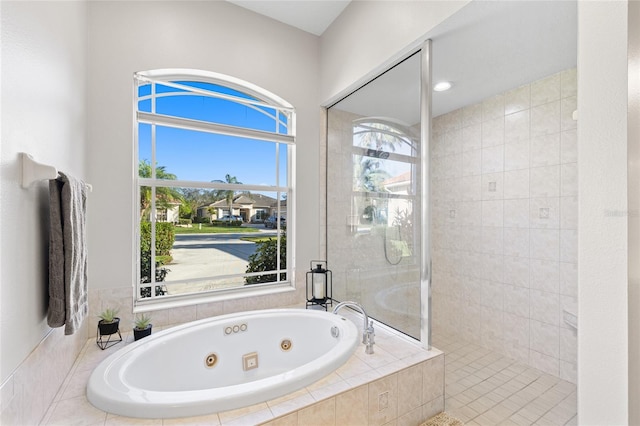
[325,44,430,343]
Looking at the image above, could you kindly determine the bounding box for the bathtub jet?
[86,309,359,419]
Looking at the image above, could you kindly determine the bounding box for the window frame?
[133,69,296,311]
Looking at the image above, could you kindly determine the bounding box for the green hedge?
[140,221,175,284]
[245,235,286,284]
[212,219,243,227]
[179,218,192,225]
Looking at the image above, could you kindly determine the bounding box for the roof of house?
[204,193,279,209]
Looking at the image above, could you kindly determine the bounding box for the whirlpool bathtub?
[86,308,359,418]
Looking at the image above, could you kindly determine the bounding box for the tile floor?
[433,333,577,425]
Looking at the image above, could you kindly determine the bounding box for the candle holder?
[306,260,332,310]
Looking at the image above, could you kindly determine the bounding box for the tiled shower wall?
[431,68,578,383]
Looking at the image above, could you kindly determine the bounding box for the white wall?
[319,0,469,104]
[0,1,88,422]
[577,1,629,424]
[86,2,320,303]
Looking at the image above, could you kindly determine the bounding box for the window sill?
[133,282,296,313]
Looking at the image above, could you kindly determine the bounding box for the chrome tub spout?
[332,301,375,354]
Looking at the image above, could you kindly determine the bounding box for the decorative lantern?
[306,260,332,310]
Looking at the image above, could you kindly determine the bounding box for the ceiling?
[227,0,351,36]
[226,1,577,121]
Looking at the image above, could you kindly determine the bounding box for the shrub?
[245,234,286,284]
[212,219,243,227]
[140,221,175,284]
[179,218,192,225]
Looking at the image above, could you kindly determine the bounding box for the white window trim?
[133,69,296,311]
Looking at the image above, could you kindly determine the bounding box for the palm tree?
[212,174,243,217]
[355,157,391,192]
[139,159,182,220]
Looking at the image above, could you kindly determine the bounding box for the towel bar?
[21,152,92,191]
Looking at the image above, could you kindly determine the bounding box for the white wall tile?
[504,169,530,200]
[442,109,462,132]
[503,256,530,288]
[481,173,504,200]
[481,306,504,350]
[531,73,561,106]
[560,163,578,197]
[504,228,529,258]
[462,149,482,176]
[530,133,560,167]
[462,123,482,152]
[529,197,560,229]
[530,350,560,377]
[482,281,505,311]
[504,139,530,171]
[431,68,577,379]
[529,259,560,293]
[481,254,504,283]
[462,103,483,128]
[482,117,505,147]
[560,229,578,263]
[530,165,560,198]
[482,145,504,174]
[482,200,504,227]
[531,101,561,137]
[561,96,578,131]
[560,196,578,229]
[505,109,530,143]
[444,129,463,156]
[530,290,560,325]
[560,327,577,362]
[560,361,577,384]
[561,68,577,98]
[504,286,530,319]
[482,226,504,255]
[504,199,530,228]
[461,175,482,202]
[504,312,530,347]
[504,342,530,365]
[530,320,559,357]
[483,94,505,121]
[560,129,577,164]
[505,84,531,115]
[559,262,578,298]
[530,229,560,261]
[560,295,578,330]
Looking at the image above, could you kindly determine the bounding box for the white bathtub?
[87,308,359,419]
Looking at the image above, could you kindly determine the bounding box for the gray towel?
[47,172,88,335]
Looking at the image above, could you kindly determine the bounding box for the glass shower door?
[326,51,424,340]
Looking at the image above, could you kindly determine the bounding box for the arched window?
[134,69,294,306]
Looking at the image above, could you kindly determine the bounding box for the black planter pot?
[98,318,120,335]
[133,324,152,341]
[96,318,122,350]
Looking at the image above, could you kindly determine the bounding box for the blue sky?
[138,81,288,186]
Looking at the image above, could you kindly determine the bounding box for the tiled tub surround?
[41,309,444,425]
[431,68,578,382]
[1,271,307,425]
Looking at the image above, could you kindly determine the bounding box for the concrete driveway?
[165,228,279,282]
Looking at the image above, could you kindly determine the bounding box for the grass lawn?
[173,224,259,234]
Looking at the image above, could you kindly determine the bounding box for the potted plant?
[96,307,122,350]
[98,307,120,335]
[133,313,152,341]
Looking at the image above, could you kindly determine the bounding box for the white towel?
[47,172,88,335]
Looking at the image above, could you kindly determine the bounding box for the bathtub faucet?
[332,301,375,354]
